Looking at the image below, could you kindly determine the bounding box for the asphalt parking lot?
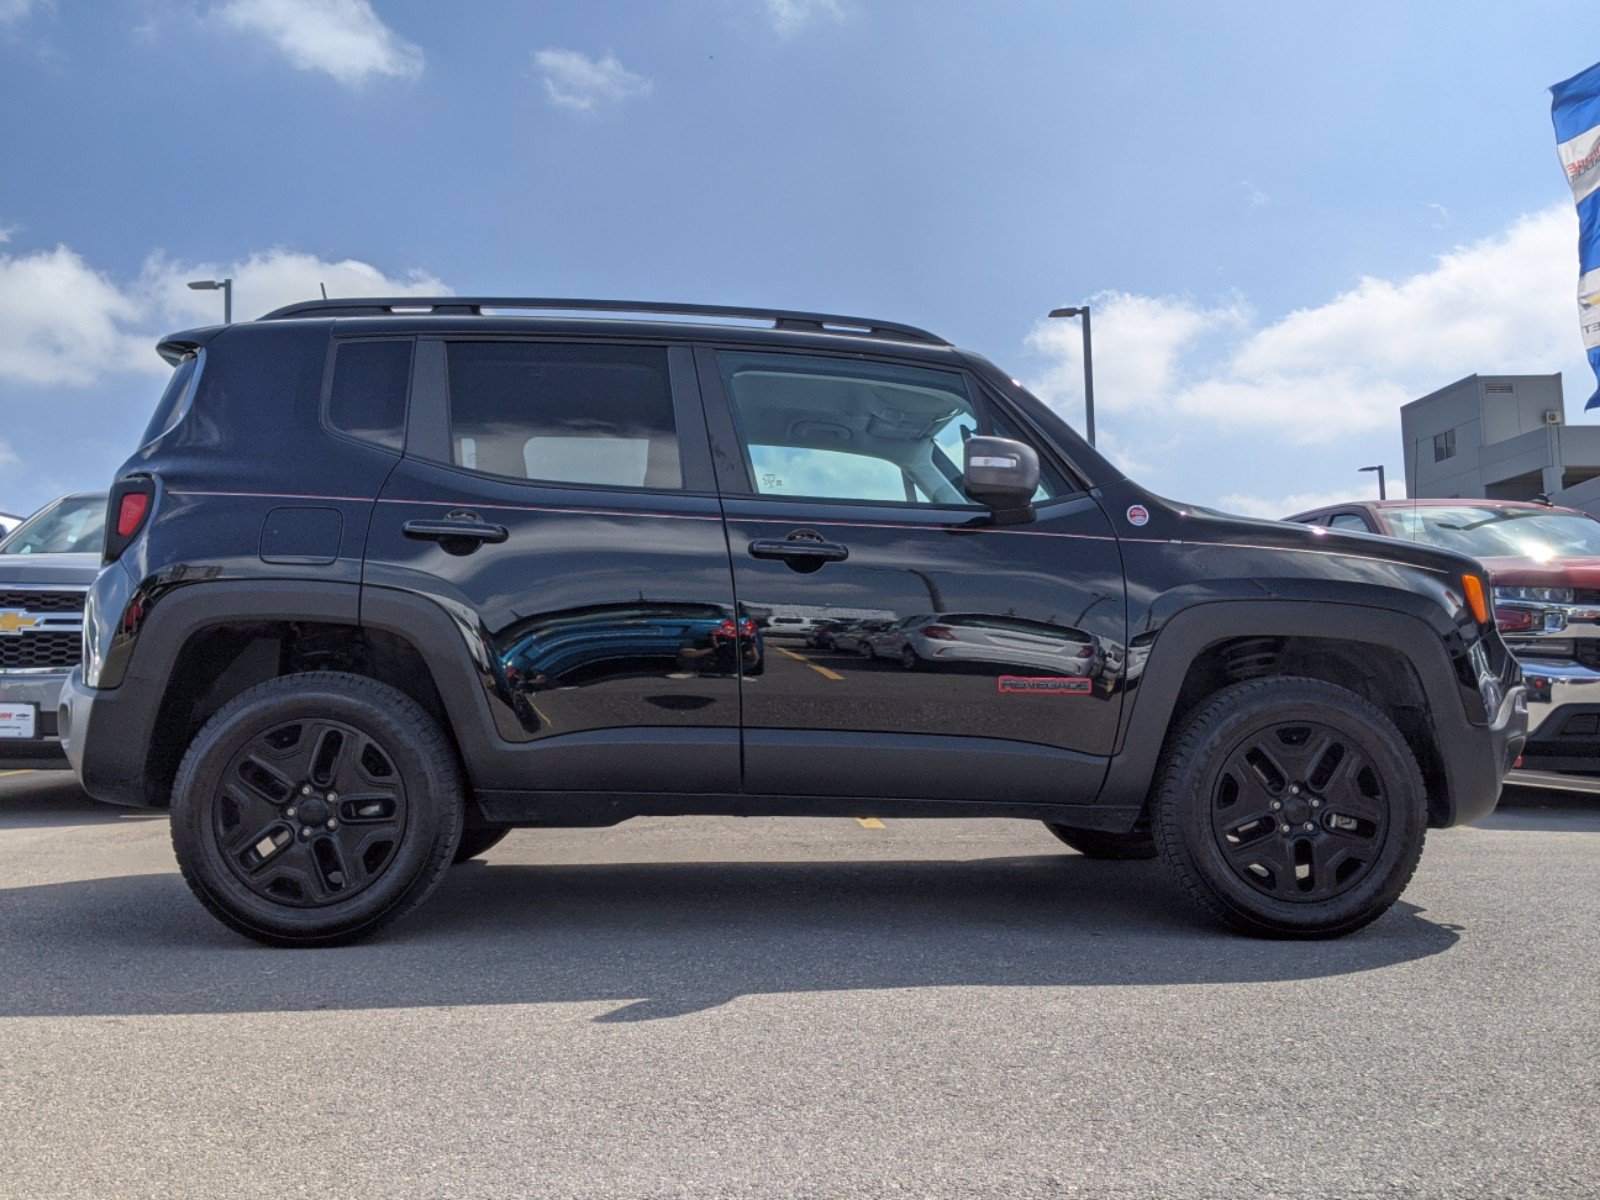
[1,769,1597,1200]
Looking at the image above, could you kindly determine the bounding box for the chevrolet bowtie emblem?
[0,611,40,635]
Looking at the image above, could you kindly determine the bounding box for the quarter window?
[328,339,413,451]
[444,342,681,489]
[1328,513,1369,532]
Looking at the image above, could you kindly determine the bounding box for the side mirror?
[963,436,1039,523]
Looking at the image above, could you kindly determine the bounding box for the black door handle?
[403,519,510,555]
[748,537,849,567]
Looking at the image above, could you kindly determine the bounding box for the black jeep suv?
[60,298,1526,946]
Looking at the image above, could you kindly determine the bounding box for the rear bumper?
[59,667,156,805]
[0,671,71,769]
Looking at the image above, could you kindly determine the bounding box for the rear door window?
[442,342,681,490]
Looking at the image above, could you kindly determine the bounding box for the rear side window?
[139,353,200,448]
[443,342,681,489]
[328,339,413,451]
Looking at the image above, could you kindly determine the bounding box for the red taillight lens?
[922,625,956,641]
[741,619,757,637]
[1494,607,1537,633]
[116,492,149,538]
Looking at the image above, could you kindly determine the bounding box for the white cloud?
[0,245,447,385]
[0,221,17,243]
[762,0,845,36]
[533,48,652,112]
[0,0,42,25]
[1241,180,1269,207]
[215,0,423,87]
[1027,206,1588,447]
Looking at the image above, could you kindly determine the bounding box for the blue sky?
[1,0,1598,516]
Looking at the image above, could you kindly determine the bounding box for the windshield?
[1384,506,1600,561]
[0,495,107,556]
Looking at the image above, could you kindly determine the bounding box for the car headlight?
[1493,585,1574,604]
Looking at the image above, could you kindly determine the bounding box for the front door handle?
[402,519,510,555]
[748,536,849,570]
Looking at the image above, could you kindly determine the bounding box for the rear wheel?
[1044,824,1157,859]
[900,647,919,671]
[1153,676,1426,938]
[453,824,511,864]
[170,672,465,947]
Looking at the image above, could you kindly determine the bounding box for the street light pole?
[187,277,233,324]
[1359,464,1387,500]
[1047,304,1095,446]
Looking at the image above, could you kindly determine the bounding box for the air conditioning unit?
[1544,410,1565,426]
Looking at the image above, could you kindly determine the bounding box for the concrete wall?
[1402,374,1571,499]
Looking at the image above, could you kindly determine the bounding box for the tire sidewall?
[1161,683,1427,935]
[172,680,461,943]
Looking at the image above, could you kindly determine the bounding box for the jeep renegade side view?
[59,298,1527,946]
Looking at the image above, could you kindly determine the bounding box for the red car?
[1287,498,1600,775]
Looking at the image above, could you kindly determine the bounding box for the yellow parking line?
[774,645,844,681]
[855,817,886,829]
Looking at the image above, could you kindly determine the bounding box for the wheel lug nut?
[1289,785,1300,795]
[1270,800,1282,811]
[286,807,296,818]
[1310,798,1321,808]
[1303,822,1315,832]
[327,819,338,830]
[301,785,312,796]
[1280,824,1291,833]
[299,828,312,840]
[327,792,338,803]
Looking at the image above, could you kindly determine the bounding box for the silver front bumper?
[1514,657,1600,736]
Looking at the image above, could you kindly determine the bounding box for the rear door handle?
[748,538,849,564]
[402,519,510,554]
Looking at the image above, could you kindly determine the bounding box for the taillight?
[1494,607,1537,633]
[103,476,155,564]
[922,625,956,641]
[117,493,148,537]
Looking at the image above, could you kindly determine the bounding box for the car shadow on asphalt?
[0,776,165,827]
[0,854,1462,1022]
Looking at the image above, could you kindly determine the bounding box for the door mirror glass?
[963,436,1039,521]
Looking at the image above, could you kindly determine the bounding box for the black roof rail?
[257,296,950,346]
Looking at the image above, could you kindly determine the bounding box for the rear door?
[364,335,741,796]
[695,343,1126,804]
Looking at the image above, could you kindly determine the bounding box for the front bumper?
[0,670,72,768]
[1513,656,1600,772]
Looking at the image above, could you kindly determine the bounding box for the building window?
[1433,429,1456,462]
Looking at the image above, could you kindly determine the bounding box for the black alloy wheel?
[1208,718,1389,902]
[215,716,409,908]
[170,672,464,946]
[1153,676,1426,938]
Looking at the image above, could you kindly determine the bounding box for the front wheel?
[170,672,465,947]
[1153,676,1427,938]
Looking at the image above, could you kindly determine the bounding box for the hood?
[1476,555,1600,590]
[0,552,102,586]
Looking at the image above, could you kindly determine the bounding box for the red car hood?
[1477,556,1600,590]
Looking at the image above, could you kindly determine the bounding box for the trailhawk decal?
[1126,504,1150,527]
[998,676,1092,696]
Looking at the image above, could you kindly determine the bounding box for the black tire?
[1044,823,1157,859]
[170,672,465,947]
[1152,676,1427,938]
[453,824,511,864]
[899,647,919,671]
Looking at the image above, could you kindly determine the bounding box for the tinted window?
[139,353,199,447]
[1328,513,1369,532]
[329,339,412,451]
[445,343,680,489]
[1,495,106,555]
[719,351,1058,505]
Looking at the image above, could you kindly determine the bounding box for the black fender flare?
[1099,598,1496,827]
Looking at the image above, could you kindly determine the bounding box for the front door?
[695,344,1126,803]
[364,336,742,796]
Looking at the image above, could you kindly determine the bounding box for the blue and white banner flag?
[1551,61,1600,410]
